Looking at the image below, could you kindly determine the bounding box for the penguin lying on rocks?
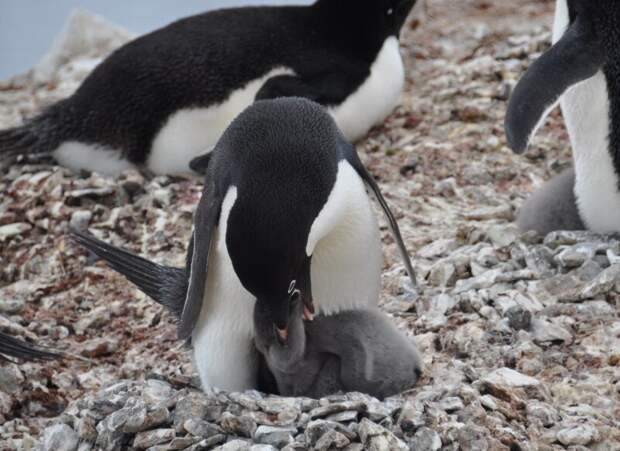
[253,295,422,399]
[0,330,60,362]
[505,0,620,235]
[1,0,417,176]
[72,98,416,391]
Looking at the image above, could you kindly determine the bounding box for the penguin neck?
[312,0,391,59]
[554,0,620,233]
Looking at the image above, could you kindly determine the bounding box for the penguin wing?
[71,229,187,318]
[0,330,61,362]
[341,142,417,287]
[505,15,605,153]
[255,69,367,106]
[180,179,222,340]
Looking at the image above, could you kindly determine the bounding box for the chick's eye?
[387,7,394,15]
[290,289,301,302]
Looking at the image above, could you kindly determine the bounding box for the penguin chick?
[0,0,417,176]
[253,297,423,399]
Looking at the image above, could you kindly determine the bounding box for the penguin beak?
[275,325,289,346]
[303,297,315,321]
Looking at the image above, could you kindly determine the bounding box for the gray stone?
[219,412,257,438]
[183,418,223,438]
[436,396,464,412]
[487,224,520,248]
[428,262,457,287]
[132,429,175,449]
[254,425,296,448]
[69,210,92,230]
[305,420,356,446]
[0,363,25,392]
[173,392,210,433]
[0,298,24,314]
[554,244,596,268]
[557,424,600,446]
[531,318,572,344]
[314,429,351,450]
[505,305,532,330]
[40,424,79,451]
[408,427,442,450]
[358,418,407,451]
[526,401,559,427]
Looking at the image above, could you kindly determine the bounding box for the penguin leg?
[517,167,585,235]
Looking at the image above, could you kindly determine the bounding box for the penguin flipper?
[341,143,417,287]
[505,15,605,153]
[71,229,187,318]
[180,179,222,340]
[189,152,213,175]
[0,331,62,362]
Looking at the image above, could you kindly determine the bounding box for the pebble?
[557,424,600,446]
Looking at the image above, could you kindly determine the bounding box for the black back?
[11,0,415,164]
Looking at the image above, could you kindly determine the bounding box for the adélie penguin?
[1,0,417,176]
[253,295,423,399]
[505,0,620,235]
[72,97,417,391]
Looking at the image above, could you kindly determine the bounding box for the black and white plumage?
[505,0,620,235]
[253,296,422,399]
[0,330,61,362]
[0,0,417,176]
[72,98,416,392]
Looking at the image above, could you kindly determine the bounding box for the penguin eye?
[288,280,296,294]
[290,289,301,302]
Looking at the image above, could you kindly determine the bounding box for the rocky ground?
[0,0,619,450]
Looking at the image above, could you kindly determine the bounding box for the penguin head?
[215,98,340,344]
[315,0,417,39]
[505,0,619,153]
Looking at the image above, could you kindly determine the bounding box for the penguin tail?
[70,229,187,319]
[0,331,62,362]
[0,106,65,165]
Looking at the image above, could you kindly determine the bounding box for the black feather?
[0,331,61,362]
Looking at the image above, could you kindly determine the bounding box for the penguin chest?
[561,72,620,233]
[330,36,405,142]
[147,68,294,175]
[307,161,383,315]
[191,187,258,392]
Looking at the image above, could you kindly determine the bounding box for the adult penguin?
[505,0,620,235]
[1,0,417,175]
[72,97,416,391]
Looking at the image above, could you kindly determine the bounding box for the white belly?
[554,0,620,233]
[192,163,383,391]
[307,161,383,314]
[147,67,294,175]
[192,187,258,392]
[53,142,134,175]
[330,36,405,142]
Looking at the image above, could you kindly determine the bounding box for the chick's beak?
[275,326,288,345]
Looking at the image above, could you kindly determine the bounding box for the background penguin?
[0,330,61,362]
[505,0,620,235]
[72,97,416,392]
[253,295,422,399]
[0,0,417,176]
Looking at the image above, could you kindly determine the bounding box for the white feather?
[53,141,134,175]
[330,36,405,142]
[191,187,258,392]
